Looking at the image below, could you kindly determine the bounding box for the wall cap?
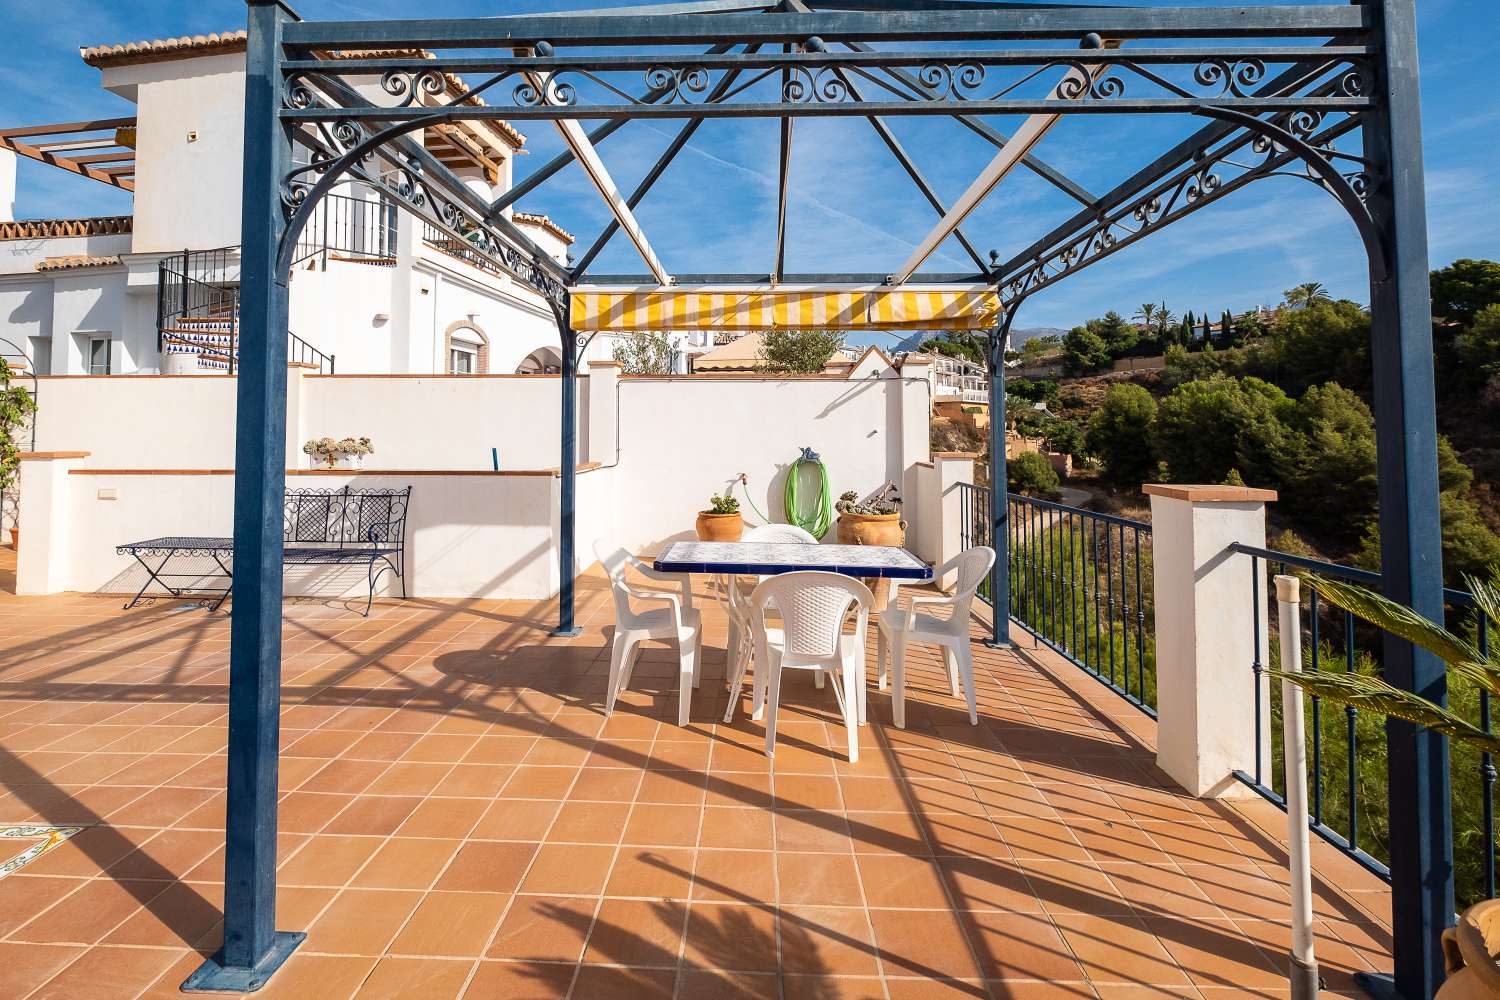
[587,360,623,369]
[1142,483,1277,503]
[19,451,90,460]
[933,451,980,461]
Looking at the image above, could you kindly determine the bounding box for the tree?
[1008,451,1059,496]
[612,330,675,374]
[1270,298,1371,395]
[1095,310,1138,355]
[1431,258,1500,327]
[1155,375,1297,486]
[1280,382,1379,545]
[920,332,983,364]
[1176,314,1194,347]
[1150,302,1177,349]
[1085,383,1159,487]
[1218,310,1239,348]
[759,329,845,373]
[1457,303,1500,379]
[1062,324,1111,373]
[0,358,36,502]
[1284,281,1332,309]
[1018,335,1059,366]
[1042,417,1086,460]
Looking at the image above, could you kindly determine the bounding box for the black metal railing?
[958,484,1156,716]
[289,331,336,374]
[291,191,399,269]
[1231,543,1492,908]
[422,222,501,275]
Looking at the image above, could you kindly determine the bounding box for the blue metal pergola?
[206,1,1446,995]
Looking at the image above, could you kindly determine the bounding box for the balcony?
[0,542,1392,998]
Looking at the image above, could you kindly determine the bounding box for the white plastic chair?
[594,540,702,726]
[877,546,995,729]
[749,572,872,763]
[721,523,818,721]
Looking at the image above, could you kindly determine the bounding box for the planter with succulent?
[696,493,743,542]
[1272,571,1500,999]
[0,356,36,550]
[302,436,374,470]
[834,486,905,548]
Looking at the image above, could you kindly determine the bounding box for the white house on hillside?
[0,29,703,377]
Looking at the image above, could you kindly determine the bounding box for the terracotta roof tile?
[81,31,247,68]
[512,212,575,245]
[0,216,133,241]
[36,254,123,272]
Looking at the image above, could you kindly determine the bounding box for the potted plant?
[1272,571,1500,998]
[696,493,743,542]
[835,486,905,547]
[302,436,374,470]
[0,356,36,549]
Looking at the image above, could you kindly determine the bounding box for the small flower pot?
[336,454,364,470]
[7,527,16,550]
[696,511,743,542]
[836,511,905,548]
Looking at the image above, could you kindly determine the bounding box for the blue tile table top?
[654,541,932,580]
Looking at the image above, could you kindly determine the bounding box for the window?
[449,344,477,375]
[87,337,112,375]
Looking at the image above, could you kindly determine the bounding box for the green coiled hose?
[784,447,833,539]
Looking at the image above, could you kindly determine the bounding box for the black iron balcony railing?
[1231,543,1492,910]
[959,484,1157,716]
[290,191,399,269]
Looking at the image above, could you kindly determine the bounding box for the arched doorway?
[443,321,490,374]
[516,345,562,375]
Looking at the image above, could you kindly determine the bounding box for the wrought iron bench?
[117,486,411,616]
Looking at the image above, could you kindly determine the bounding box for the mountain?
[1010,327,1068,346]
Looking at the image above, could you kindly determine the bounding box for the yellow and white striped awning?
[569,285,1001,332]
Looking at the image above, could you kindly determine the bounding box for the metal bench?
[117,486,411,616]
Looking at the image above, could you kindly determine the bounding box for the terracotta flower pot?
[836,511,905,548]
[7,527,16,550]
[696,511,744,542]
[1436,899,1500,999]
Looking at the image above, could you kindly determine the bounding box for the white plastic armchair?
[721,522,820,720]
[594,540,702,725]
[743,523,819,544]
[749,571,872,763]
[877,546,995,729]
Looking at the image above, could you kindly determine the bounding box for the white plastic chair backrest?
[743,523,819,544]
[594,540,648,628]
[941,546,997,625]
[750,572,871,660]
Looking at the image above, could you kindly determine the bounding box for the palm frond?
[1270,668,1500,756]
[1463,572,1500,634]
[1310,575,1482,667]
[1449,658,1500,701]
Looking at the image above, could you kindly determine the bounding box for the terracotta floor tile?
[278,835,384,887]
[0,942,86,1000]
[584,897,688,968]
[692,849,776,903]
[940,856,1044,913]
[573,965,676,999]
[501,765,578,800]
[568,767,644,802]
[462,960,576,999]
[684,902,779,972]
[547,800,631,844]
[606,847,696,900]
[305,888,425,955]
[437,763,516,798]
[847,809,931,856]
[367,761,455,796]
[964,910,1084,981]
[676,968,781,999]
[472,799,563,841]
[775,808,852,853]
[10,878,166,945]
[26,944,185,1000]
[323,795,423,837]
[623,803,703,847]
[246,954,379,1000]
[1140,916,1284,989]
[486,894,597,962]
[397,797,489,839]
[637,768,709,806]
[868,907,984,981]
[353,957,473,1000]
[778,851,865,906]
[857,853,952,908]
[102,879,222,948]
[277,791,357,834]
[1052,912,1193,987]
[780,904,881,976]
[390,891,510,957]
[520,843,617,895]
[0,875,91,937]
[436,841,539,893]
[349,837,462,890]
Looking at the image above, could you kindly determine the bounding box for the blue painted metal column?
[553,299,582,638]
[1357,1,1453,996]
[985,306,1014,649]
[183,0,304,991]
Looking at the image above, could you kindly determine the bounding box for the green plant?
[613,330,675,375]
[1085,383,1159,487]
[1008,452,1059,496]
[705,493,739,515]
[302,436,373,467]
[1271,571,1500,757]
[1431,258,1500,328]
[835,487,901,516]
[759,329,845,374]
[0,358,36,499]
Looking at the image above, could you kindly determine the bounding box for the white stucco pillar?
[586,360,620,467]
[285,363,310,469]
[935,452,976,590]
[0,149,15,223]
[1145,483,1276,798]
[897,355,932,539]
[15,451,90,595]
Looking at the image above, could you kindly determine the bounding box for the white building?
[0,29,691,378]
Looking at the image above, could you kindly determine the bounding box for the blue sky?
[3,0,1497,333]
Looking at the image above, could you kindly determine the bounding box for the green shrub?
[1008,452,1059,496]
[1085,383,1159,487]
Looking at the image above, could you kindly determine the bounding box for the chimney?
[0,149,15,223]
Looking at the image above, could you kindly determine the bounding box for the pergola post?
[553,299,583,638]
[183,0,304,990]
[985,307,1013,648]
[1358,1,1453,997]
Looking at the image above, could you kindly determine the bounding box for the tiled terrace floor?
[0,546,1391,999]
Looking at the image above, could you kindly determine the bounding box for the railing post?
[1144,483,1276,797]
[985,310,1012,648]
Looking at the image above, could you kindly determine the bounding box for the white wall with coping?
[1146,483,1275,798]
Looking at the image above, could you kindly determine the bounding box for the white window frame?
[79,333,112,375]
[448,343,478,375]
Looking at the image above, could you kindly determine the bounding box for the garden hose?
[784,447,834,539]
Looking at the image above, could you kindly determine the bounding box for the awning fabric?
[569,286,1000,332]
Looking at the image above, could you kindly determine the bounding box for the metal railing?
[289,331,336,374]
[421,223,501,275]
[1232,543,1492,908]
[958,485,1156,716]
[291,192,398,269]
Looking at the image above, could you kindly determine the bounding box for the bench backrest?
[283,487,412,549]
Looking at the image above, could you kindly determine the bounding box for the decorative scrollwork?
[915,61,986,100]
[284,75,317,111]
[379,68,446,108]
[1193,58,1267,99]
[644,65,711,103]
[514,75,577,107]
[782,66,849,104]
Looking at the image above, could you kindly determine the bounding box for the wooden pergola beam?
[0,134,134,192]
